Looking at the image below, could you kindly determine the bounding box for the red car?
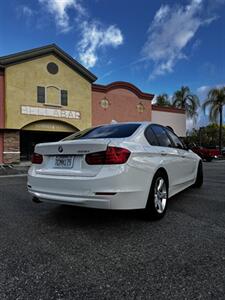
[191,146,220,162]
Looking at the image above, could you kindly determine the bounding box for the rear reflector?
[86,146,130,165]
[95,192,117,196]
[31,153,43,164]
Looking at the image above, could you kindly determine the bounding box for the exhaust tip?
[32,197,42,204]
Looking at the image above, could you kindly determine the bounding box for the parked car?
[205,146,220,158]
[28,122,203,220]
[191,145,220,162]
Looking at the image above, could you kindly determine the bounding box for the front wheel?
[144,171,168,220]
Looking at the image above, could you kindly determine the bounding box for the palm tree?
[202,87,225,154]
[155,94,171,107]
[172,86,200,119]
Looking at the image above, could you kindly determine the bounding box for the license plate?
[54,156,74,168]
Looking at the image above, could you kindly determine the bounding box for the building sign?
[21,106,81,119]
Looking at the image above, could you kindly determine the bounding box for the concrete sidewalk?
[0,162,30,176]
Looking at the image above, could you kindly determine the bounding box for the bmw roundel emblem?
[58,146,63,153]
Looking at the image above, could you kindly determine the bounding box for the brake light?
[86,146,130,165]
[31,153,43,164]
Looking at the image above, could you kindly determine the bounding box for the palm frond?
[202,99,215,114]
[155,93,171,106]
[172,86,199,118]
[172,98,182,108]
[209,105,220,123]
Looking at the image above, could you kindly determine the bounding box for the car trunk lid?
[34,139,110,177]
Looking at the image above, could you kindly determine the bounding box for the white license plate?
[54,156,74,168]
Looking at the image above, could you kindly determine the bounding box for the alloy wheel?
[154,177,167,214]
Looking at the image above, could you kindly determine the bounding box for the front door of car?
[157,145,185,187]
[177,148,198,181]
[165,128,197,182]
[148,125,185,191]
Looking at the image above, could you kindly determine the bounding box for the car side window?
[151,125,173,148]
[144,126,159,146]
[165,129,184,149]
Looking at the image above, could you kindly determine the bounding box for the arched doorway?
[20,119,79,161]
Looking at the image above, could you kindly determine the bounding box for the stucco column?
[0,131,3,163]
[3,131,20,164]
[0,70,5,164]
[0,70,5,128]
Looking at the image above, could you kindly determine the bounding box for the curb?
[0,174,27,178]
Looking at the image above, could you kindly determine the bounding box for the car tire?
[144,171,168,220]
[193,161,203,188]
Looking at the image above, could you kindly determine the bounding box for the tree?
[202,87,225,154]
[155,94,171,107]
[172,86,200,119]
[185,124,225,148]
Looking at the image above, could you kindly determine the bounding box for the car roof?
[98,121,152,126]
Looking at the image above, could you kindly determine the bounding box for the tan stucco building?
[0,44,96,163]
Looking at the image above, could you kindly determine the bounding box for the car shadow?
[166,185,198,207]
[44,204,146,228]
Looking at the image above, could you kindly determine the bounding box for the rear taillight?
[86,146,130,165]
[31,153,43,164]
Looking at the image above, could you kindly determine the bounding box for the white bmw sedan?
[28,122,203,219]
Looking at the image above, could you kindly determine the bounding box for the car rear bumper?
[27,164,152,210]
[29,189,111,209]
[28,189,147,210]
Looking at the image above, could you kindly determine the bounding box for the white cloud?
[142,0,216,79]
[154,5,170,23]
[196,85,211,99]
[38,0,86,32]
[151,95,157,104]
[38,0,123,68]
[22,6,33,17]
[197,83,225,99]
[17,5,33,19]
[78,21,123,68]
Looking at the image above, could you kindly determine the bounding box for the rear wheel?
[144,171,168,220]
[193,161,203,188]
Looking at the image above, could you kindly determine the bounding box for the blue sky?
[0,0,225,126]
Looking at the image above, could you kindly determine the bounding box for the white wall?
[152,110,186,136]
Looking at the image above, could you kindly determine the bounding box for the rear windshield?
[63,124,141,140]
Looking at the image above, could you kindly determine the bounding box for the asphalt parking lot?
[0,161,225,299]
